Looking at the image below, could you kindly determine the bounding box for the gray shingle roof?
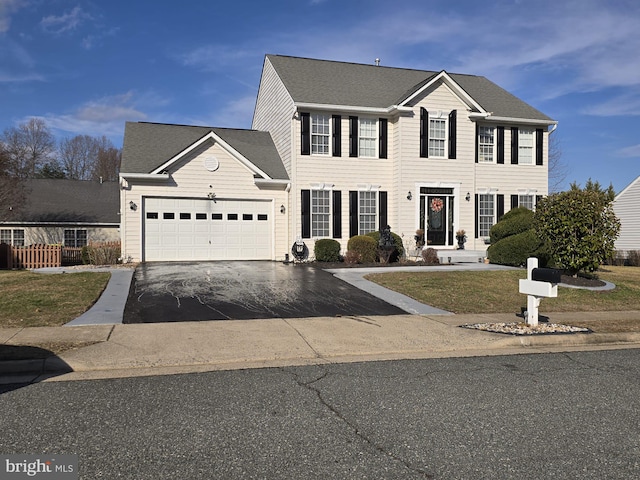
[16,179,119,224]
[266,54,555,122]
[121,122,289,180]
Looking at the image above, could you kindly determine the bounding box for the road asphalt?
[1,263,639,384]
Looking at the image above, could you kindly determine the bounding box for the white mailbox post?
[518,257,560,326]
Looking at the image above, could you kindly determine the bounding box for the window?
[518,129,534,164]
[311,189,330,237]
[519,195,534,210]
[1,229,24,246]
[243,214,253,220]
[358,191,377,234]
[358,118,377,158]
[478,194,495,237]
[163,212,174,219]
[478,126,495,163]
[311,114,330,155]
[196,213,207,220]
[429,118,446,157]
[64,229,87,248]
[146,212,159,219]
[179,213,191,220]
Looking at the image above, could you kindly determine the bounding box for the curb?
[0,356,73,382]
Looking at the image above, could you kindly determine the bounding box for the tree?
[1,118,55,178]
[0,143,26,221]
[59,134,121,181]
[91,137,121,182]
[37,161,66,179]
[533,180,620,276]
[548,132,569,193]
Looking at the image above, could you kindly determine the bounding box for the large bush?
[365,230,405,262]
[347,235,378,263]
[489,207,534,244]
[534,184,620,275]
[487,230,546,267]
[314,238,341,262]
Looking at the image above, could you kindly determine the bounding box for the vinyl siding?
[614,176,640,252]
[120,141,288,262]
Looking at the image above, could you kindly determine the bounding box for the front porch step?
[436,249,487,264]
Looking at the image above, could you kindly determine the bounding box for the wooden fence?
[0,241,121,269]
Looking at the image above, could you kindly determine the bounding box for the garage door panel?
[144,197,272,261]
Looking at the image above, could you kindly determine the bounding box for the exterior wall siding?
[12,226,119,246]
[614,176,640,253]
[121,141,288,262]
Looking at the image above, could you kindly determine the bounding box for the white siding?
[614,176,640,253]
[121,141,288,262]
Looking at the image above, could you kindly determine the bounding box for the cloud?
[616,144,640,158]
[177,45,255,72]
[40,6,91,34]
[582,91,640,117]
[0,0,27,33]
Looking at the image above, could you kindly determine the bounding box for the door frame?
[414,182,461,249]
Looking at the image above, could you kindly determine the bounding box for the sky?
[1,0,639,193]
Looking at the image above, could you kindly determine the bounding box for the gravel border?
[460,322,593,336]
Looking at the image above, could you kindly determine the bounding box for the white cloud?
[40,6,91,34]
[0,0,27,33]
[178,45,254,72]
[616,144,640,158]
[582,91,640,116]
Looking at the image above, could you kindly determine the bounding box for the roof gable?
[266,54,555,123]
[121,122,288,180]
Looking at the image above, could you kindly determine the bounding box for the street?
[1,349,639,479]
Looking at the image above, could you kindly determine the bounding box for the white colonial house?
[613,175,640,256]
[120,55,556,262]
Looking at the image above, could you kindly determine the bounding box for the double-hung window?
[64,229,87,248]
[518,194,534,210]
[311,114,330,155]
[478,194,495,238]
[311,190,331,237]
[429,118,446,157]
[478,126,495,163]
[358,118,377,158]
[358,191,377,234]
[0,229,24,246]
[518,129,534,164]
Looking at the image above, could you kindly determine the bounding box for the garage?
[143,197,273,261]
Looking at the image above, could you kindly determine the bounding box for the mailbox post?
[518,257,561,326]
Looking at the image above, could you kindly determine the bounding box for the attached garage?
[143,197,273,261]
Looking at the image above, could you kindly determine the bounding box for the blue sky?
[1,0,639,193]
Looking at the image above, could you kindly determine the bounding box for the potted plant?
[414,229,425,248]
[456,229,467,250]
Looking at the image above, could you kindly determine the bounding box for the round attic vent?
[204,156,219,172]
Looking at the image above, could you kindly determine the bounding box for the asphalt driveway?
[123,261,405,323]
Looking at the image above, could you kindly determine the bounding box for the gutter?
[295,102,413,115]
[119,173,171,181]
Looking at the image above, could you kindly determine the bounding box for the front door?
[419,188,454,247]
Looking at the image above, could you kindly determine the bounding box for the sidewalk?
[2,264,640,384]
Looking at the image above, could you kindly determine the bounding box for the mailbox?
[531,268,562,284]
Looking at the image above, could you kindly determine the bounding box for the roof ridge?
[136,121,261,133]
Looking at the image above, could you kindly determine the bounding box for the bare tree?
[92,137,121,182]
[1,118,56,179]
[59,134,99,180]
[0,144,26,221]
[548,132,570,193]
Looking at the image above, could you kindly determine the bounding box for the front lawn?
[0,271,111,328]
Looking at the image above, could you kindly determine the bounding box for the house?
[120,54,556,263]
[613,175,640,256]
[0,178,120,247]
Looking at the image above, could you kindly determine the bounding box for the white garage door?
[143,197,273,261]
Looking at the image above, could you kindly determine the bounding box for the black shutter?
[536,195,543,207]
[349,191,358,237]
[349,116,358,157]
[333,190,342,239]
[332,115,341,157]
[511,127,519,164]
[511,194,518,209]
[497,126,504,164]
[536,128,543,165]
[378,191,388,230]
[497,194,505,221]
[379,118,388,159]
[474,194,479,239]
[448,110,457,159]
[301,190,311,238]
[475,123,479,163]
[420,107,429,158]
[301,113,310,156]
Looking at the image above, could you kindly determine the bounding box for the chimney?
[375,58,380,66]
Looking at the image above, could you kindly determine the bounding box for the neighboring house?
[0,178,120,247]
[613,175,640,255]
[120,54,556,262]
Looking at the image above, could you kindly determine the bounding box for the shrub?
[421,247,440,265]
[84,242,121,265]
[487,230,546,267]
[314,238,341,262]
[628,250,640,267]
[365,230,405,262]
[343,250,361,265]
[347,235,378,263]
[489,207,533,244]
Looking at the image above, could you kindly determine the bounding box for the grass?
[0,270,111,328]
[366,266,640,333]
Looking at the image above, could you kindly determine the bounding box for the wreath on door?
[430,198,444,213]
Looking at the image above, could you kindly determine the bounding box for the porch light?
[280,204,286,214]
[465,192,471,202]
[407,191,412,200]
[129,201,137,211]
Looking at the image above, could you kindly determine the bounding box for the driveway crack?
[282,319,325,360]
